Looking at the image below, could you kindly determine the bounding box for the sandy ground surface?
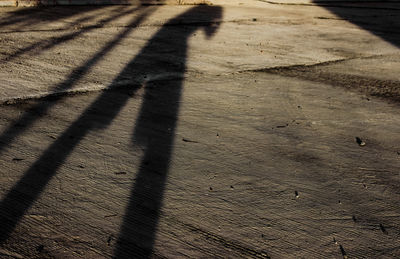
[0,1,400,258]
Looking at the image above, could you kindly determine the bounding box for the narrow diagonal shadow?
[0,5,150,156]
[0,6,105,30]
[1,5,138,63]
[0,5,155,243]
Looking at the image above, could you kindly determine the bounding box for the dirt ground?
[0,1,399,258]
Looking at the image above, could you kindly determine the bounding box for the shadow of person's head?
[197,5,223,38]
[169,5,223,39]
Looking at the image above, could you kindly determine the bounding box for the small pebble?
[295,190,299,198]
[355,137,366,146]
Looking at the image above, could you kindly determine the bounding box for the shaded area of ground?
[0,1,400,258]
[312,0,400,48]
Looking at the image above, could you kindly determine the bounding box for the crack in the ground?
[0,75,185,106]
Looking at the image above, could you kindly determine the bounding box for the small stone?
[209,187,213,191]
[295,190,299,198]
[355,137,366,146]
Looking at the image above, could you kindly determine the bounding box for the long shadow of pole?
[1,5,139,63]
[113,5,222,258]
[0,5,150,156]
[0,6,104,29]
[0,5,155,244]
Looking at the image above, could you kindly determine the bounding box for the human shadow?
[0,5,223,259]
[313,0,400,48]
[113,6,222,258]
